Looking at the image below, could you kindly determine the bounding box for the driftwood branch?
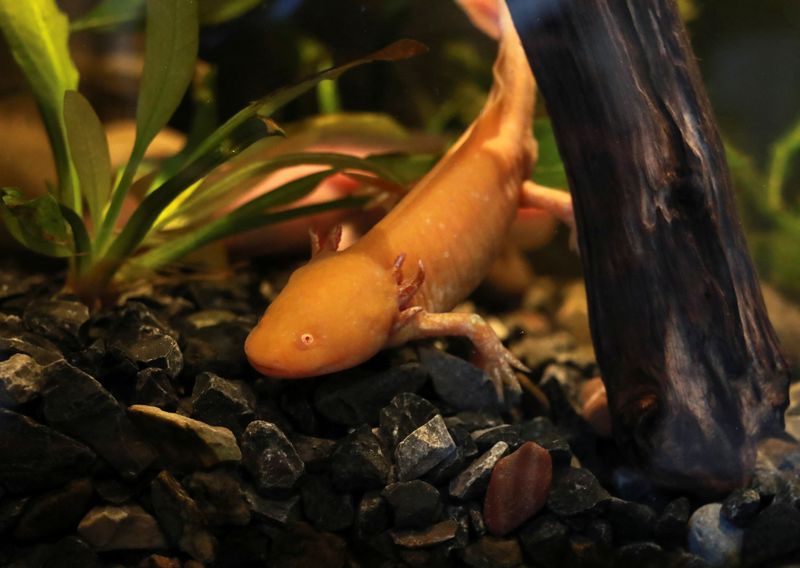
[509,0,790,492]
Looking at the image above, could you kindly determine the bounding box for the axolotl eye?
[298,333,315,349]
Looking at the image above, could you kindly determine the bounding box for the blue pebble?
[688,503,743,567]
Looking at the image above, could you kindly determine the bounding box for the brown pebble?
[580,378,612,438]
[484,442,552,536]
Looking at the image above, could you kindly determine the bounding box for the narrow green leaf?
[0,188,72,257]
[198,0,261,25]
[165,152,402,227]
[0,0,79,208]
[64,90,112,233]
[59,204,92,276]
[71,0,258,31]
[230,169,337,218]
[132,196,367,271]
[185,40,428,168]
[96,0,199,253]
[70,0,145,32]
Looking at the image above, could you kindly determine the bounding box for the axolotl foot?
[395,309,528,404]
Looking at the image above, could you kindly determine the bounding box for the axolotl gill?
[245,0,573,399]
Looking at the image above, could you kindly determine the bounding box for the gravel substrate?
[0,261,799,568]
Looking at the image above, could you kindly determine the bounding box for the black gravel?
[0,261,798,567]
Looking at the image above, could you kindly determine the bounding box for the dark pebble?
[472,424,523,453]
[41,360,156,479]
[446,411,504,432]
[519,417,573,467]
[462,536,524,568]
[23,299,89,349]
[41,536,99,568]
[419,347,499,411]
[614,541,664,568]
[189,372,256,437]
[468,502,487,537]
[606,497,657,543]
[742,502,800,566]
[184,470,250,526]
[241,420,304,494]
[390,519,459,548]
[655,497,691,544]
[547,467,610,518]
[181,321,250,378]
[330,425,391,492]
[151,471,216,563]
[77,504,167,550]
[449,441,509,501]
[383,480,442,529]
[0,495,29,533]
[424,424,478,486]
[300,474,354,532]
[0,328,63,365]
[290,433,336,472]
[0,408,95,493]
[586,518,613,548]
[750,465,783,501]
[395,414,456,481]
[13,478,93,540]
[379,392,439,450]
[774,472,800,508]
[269,521,348,568]
[314,362,428,426]
[355,490,390,540]
[0,353,47,408]
[721,488,761,526]
[242,485,302,526]
[134,367,179,410]
[519,515,568,567]
[215,526,271,567]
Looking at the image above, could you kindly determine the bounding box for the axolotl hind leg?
[520,181,577,250]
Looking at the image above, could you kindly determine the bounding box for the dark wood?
[509,0,790,492]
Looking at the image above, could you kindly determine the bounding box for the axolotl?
[245,0,573,399]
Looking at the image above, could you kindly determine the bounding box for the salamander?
[245,0,573,399]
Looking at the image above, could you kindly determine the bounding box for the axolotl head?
[245,251,399,378]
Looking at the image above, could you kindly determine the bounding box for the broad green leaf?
[64,90,112,233]
[0,0,79,208]
[70,0,145,32]
[532,118,569,189]
[185,39,428,168]
[59,204,93,276]
[71,0,258,31]
[96,0,199,253]
[0,188,72,257]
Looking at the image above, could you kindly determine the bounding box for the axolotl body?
[245,0,573,398]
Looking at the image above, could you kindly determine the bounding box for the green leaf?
[532,118,569,189]
[132,194,368,271]
[96,0,199,253]
[64,90,112,233]
[766,114,800,212]
[70,0,145,32]
[71,0,258,31]
[0,188,72,257]
[185,39,428,168]
[198,0,261,25]
[0,0,79,208]
[164,151,402,227]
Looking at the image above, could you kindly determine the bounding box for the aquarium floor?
[0,259,799,568]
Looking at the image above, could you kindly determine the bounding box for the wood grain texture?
[509,0,790,492]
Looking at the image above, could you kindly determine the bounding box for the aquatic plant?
[727,121,800,301]
[0,0,424,305]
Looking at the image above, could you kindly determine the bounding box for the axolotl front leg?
[389,254,529,402]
